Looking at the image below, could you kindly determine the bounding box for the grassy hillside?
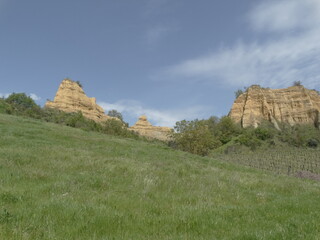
[0,114,320,240]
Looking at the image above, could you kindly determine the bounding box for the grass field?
[0,113,320,239]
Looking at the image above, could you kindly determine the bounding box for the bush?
[5,93,37,109]
[235,129,262,151]
[5,93,42,118]
[278,124,320,147]
[0,99,13,114]
[234,89,244,99]
[307,139,318,148]
[293,81,302,86]
[172,120,221,156]
[215,116,242,144]
[76,81,83,88]
[102,119,139,139]
[254,127,274,140]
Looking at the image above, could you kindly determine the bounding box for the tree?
[293,81,302,86]
[215,116,242,144]
[76,81,83,88]
[107,109,129,127]
[107,109,123,121]
[5,93,42,118]
[172,119,221,156]
[234,89,244,98]
[5,93,38,109]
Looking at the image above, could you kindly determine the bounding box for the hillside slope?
[0,114,319,240]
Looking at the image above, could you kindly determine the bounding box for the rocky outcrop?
[129,115,172,141]
[45,79,114,122]
[229,85,320,129]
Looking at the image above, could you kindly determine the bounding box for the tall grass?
[0,114,320,239]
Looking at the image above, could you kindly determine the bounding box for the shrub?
[293,81,302,86]
[234,89,244,98]
[278,124,320,147]
[0,99,13,114]
[5,93,38,110]
[254,127,274,140]
[5,93,42,118]
[307,139,318,148]
[215,116,242,144]
[107,109,129,127]
[172,120,221,156]
[76,81,83,88]
[102,119,139,139]
[235,129,262,151]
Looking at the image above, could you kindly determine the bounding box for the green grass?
[0,114,320,239]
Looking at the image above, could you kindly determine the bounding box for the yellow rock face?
[129,115,172,141]
[45,79,114,122]
[229,85,320,129]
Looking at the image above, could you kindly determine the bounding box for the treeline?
[1,93,319,157]
[0,93,140,139]
[169,116,320,156]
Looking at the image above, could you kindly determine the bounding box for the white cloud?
[249,0,320,33]
[161,0,320,89]
[98,99,208,127]
[29,93,41,101]
[0,93,10,98]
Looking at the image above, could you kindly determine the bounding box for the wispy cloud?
[249,0,320,33]
[98,99,208,127]
[0,93,10,98]
[161,0,320,89]
[30,93,41,101]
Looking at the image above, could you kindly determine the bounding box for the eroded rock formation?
[45,79,114,122]
[129,115,172,141]
[229,85,320,129]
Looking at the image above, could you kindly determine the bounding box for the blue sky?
[1,0,320,126]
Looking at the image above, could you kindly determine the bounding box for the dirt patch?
[294,171,320,181]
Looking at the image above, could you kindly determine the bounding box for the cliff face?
[45,79,113,122]
[129,115,172,141]
[229,85,320,129]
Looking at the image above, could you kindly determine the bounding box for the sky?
[1,0,320,127]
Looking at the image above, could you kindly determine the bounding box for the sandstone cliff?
[129,115,172,141]
[45,79,114,122]
[229,85,320,129]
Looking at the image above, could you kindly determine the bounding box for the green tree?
[6,93,38,109]
[172,119,221,156]
[5,93,41,118]
[102,119,138,139]
[108,109,123,121]
[293,81,302,86]
[234,89,244,98]
[215,116,241,144]
[0,98,12,114]
[76,81,83,88]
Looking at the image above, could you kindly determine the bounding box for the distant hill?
[0,113,320,239]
